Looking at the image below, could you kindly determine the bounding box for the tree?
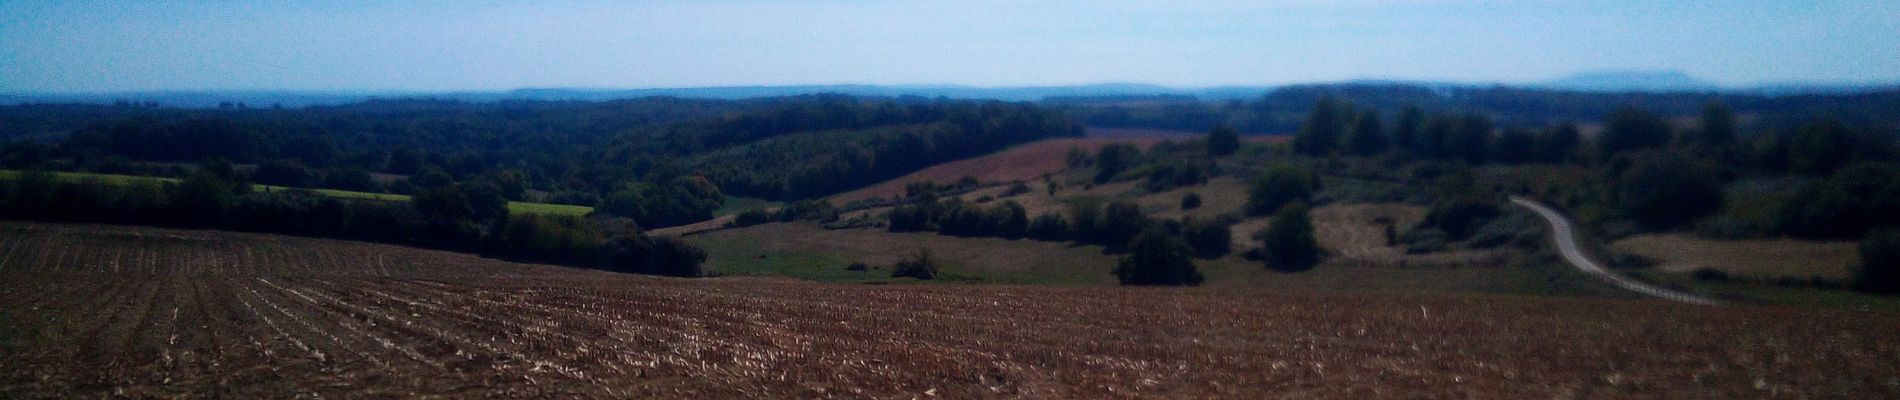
[1612,151,1724,229]
[1536,122,1582,163]
[1778,163,1900,239]
[1448,113,1493,163]
[891,248,940,280]
[1416,114,1457,159]
[1788,119,1857,174]
[1345,110,1388,156]
[1491,127,1537,164]
[1597,105,1672,160]
[1697,101,1736,147]
[1026,212,1070,241]
[1392,106,1424,155]
[1098,200,1148,250]
[1256,202,1320,271]
[1112,229,1203,286]
[991,200,1029,239]
[1293,98,1347,156]
[1207,124,1241,157]
[1181,192,1202,210]
[1244,163,1315,216]
[1182,215,1237,259]
[1094,143,1142,183]
[1856,229,1900,294]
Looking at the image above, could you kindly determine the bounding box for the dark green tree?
[1392,106,1424,155]
[1856,229,1900,294]
[1345,110,1388,156]
[1536,122,1582,163]
[1113,229,1204,286]
[1293,98,1347,156]
[1207,124,1241,157]
[1094,143,1143,183]
[1255,202,1320,271]
[1491,127,1537,164]
[1697,101,1736,148]
[1244,163,1315,216]
[1597,105,1672,161]
[1612,151,1724,229]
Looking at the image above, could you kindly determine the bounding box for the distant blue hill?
[4,75,1895,108]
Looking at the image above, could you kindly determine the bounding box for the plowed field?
[1,222,1895,398]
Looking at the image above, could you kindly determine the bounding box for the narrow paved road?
[1510,197,1722,306]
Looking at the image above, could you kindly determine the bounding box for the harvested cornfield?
[1,222,1896,398]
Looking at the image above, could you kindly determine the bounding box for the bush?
[1207,125,1241,157]
[1255,202,1320,271]
[1094,143,1143,183]
[1026,213,1070,241]
[1244,163,1315,216]
[730,208,772,227]
[1182,215,1237,259]
[1778,163,1900,239]
[1181,192,1202,210]
[1098,200,1148,250]
[991,201,1028,239]
[891,248,940,280]
[1691,267,1733,282]
[1856,229,1900,294]
[1420,196,1501,241]
[1112,229,1204,286]
[1611,151,1724,229]
[845,262,870,272]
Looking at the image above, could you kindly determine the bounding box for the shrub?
[1779,163,1900,239]
[730,208,772,227]
[1181,215,1236,259]
[1181,192,1202,210]
[1094,143,1143,183]
[845,262,870,272]
[1855,229,1900,294]
[991,201,1028,239]
[1003,182,1032,197]
[1244,163,1315,216]
[1610,151,1724,229]
[1255,202,1320,271]
[891,248,940,280]
[1207,124,1241,157]
[1112,229,1204,286]
[1691,267,1732,282]
[1098,200,1148,250]
[1026,213,1070,241]
[1420,196,1501,241]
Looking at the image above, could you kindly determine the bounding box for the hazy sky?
[2,0,1896,93]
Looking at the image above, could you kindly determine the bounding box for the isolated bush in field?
[1003,182,1032,197]
[1256,202,1320,271]
[1181,192,1202,210]
[1026,213,1071,241]
[1207,124,1241,157]
[1245,163,1315,216]
[1113,229,1203,286]
[891,248,939,280]
[1182,215,1237,259]
[887,203,932,232]
[845,262,870,272]
[1856,229,1900,294]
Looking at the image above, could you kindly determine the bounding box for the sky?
[2,0,1897,93]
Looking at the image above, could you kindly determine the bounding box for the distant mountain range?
[4,71,1895,108]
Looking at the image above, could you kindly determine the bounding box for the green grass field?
[0,170,593,216]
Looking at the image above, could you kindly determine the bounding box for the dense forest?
[1061,83,1900,135]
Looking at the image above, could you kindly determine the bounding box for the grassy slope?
[0,169,592,216]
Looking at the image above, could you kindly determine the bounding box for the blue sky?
[2,0,1896,93]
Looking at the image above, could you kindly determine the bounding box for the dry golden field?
[1615,234,1862,280]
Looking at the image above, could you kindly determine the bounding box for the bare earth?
[1,222,1896,399]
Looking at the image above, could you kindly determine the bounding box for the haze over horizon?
[3,0,1897,94]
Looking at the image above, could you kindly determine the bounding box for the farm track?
[0,222,1897,398]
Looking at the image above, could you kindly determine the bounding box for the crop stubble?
[0,222,1895,399]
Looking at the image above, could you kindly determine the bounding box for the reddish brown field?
[1,222,1896,399]
[830,134,1288,204]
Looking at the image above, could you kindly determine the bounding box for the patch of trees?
[1606,151,1725,229]
[1244,163,1317,216]
[1858,229,1900,294]
[1114,229,1204,286]
[885,195,1229,284]
[1777,163,1900,239]
[1254,202,1320,271]
[0,166,706,277]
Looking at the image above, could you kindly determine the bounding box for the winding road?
[1510,197,1722,305]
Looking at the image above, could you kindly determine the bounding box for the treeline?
[1060,83,1900,135]
[2,95,1082,228]
[655,97,1084,199]
[0,164,705,277]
